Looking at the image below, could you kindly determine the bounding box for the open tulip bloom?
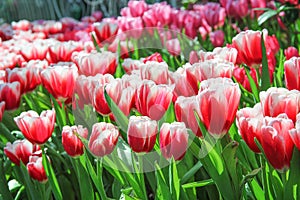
[1,0,300,199]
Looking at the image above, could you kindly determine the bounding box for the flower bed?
[0,0,300,199]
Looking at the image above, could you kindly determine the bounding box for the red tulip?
[260,87,300,123]
[72,51,117,76]
[284,47,299,60]
[7,67,41,93]
[284,57,300,91]
[19,40,49,61]
[233,66,258,92]
[142,52,163,63]
[0,101,4,121]
[139,61,169,85]
[0,81,21,110]
[289,113,300,150]
[135,80,173,120]
[236,103,264,153]
[88,122,119,157]
[122,58,143,75]
[27,151,48,182]
[93,21,118,43]
[196,77,241,138]
[220,0,249,19]
[14,109,56,145]
[4,139,40,166]
[62,125,88,157]
[47,41,82,63]
[159,122,189,161]
[41,62,78,103]
[175,96,201,137]
[260,114,294,172]
[127,116,157,153]
[12,20,31,31]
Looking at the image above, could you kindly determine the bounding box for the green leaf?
[169,159,180,200]
[155,163,172,200]
[250,179,265,200]
[0,159,13,200]
[42,150,63,200]
[240,168,262,190]
[260,31,271,91]
[181,161,202,184]
[182,179,214,189]
[258,10,277,26]
[91,33,101,53]
[50,95,66,130]
[244,68,260,103]
[104,89,129,139]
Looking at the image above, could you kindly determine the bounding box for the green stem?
[97,158,108,200]
[138,155,147,199]
[0,123,15,142]
[0,159,13,200]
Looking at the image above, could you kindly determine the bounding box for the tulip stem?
[97,158,108,200]
[137,154,148,200]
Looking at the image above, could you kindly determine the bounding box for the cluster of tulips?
[0,0,300,199]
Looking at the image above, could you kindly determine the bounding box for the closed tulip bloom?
[41,62,78,103]
[4,139,40,166]
[210,30,225,47]
[128,0,148,17]
[197,77,241,138]
[289,113,300,150]
[88,122,119,157]
[260,87,300,123]
[160,122,189,160]
[142,52,163,63]
[284,47,299,60]
[127,116,158,153]
[0,81,21,110]
[175,96,201,137]
[14,109,56,145]
[135,80,173,120]
[72,51,117,76]
[7,67,41,93]
[48,41,82,63]
[27,151,48,182]
[260,114,294,172]
[284,57,300,91]
[166,38,181,56]
[139,61,169,84]
[122,58,143,75]
[236,103,264,153]
[19,40,49,61]
[62,125,88,157]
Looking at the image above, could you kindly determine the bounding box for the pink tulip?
[236,103,264,153]
[260,114,294,172]
[160,122,189,160]
[118,17,144,39]
[122,58,143,75]
[72,51,117,76]
[127,116,157,153]
[88,122,119,157]
[289,113,300,150]
[19,40,49,61]
[220,0,249,19]
[41,62,78,103]
[14,109,56,145]
[47,41,82,63]
[152,3,172,26]
[284,57,300,91]
[135,80,173,120]
[175,96,201,137]
[0,81,21,110]
[142,52,163,63]
[12,20,31,31]
[27,151,48,182]
[203,3,226,28]
[284,46,299,60]
[62,125,88,157]
[93,22,119,43]
[260,87,300,123]
[196,77,241,138]
[139,61,169,84]
[128,0,148,17]
[4,139,40,166]
[209,30,225,47]
[166,38,181,56]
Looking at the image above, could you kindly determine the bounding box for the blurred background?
[0,0,186,23]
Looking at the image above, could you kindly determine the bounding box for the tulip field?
[0,0,300,199]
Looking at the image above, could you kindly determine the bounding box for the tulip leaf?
[42,151,63,200]
[155,163,172,200]
[50,95,66,130]
[169,158,180,200]
[275,50,284,88]
[91,33,101,53]
[104,89,129,139]
[181,161,202,184]
[244,68,259,103]
[258,9,277,26]
[182,179,214,189]
[260,31,271,91]
[0,159,13,200]
[250,179,265,200]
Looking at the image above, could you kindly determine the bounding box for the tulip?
[289,113,300,150]
[203,3,226,28]
[159,122,189,160]
[142,52,163,63]
[93,21,118,43]
[88,122,119,157]
[118,17,144,39]
[19,40,49,61]
[0,101,4,121]
[127,116,157,153]
[127,0,148,17]
[139,61,169,85]
[260,114,294,172]
[260,87,300,123]
[122,58,143,75]
[14,109,56,145]
[209,30,225,47]
[196,77,241,138]
[220,0,249,19]
[135,80,173,120]
[62,125,88,157]
[7,67,41,93]
[4,139,40,166]
[284,46,299,60]
[27,151,48,182]
[41,62,78,103]
[48,41,82,63]
[0,81,21,110]
[166,38,181,56]
[175,96,201,137]
[72,51,117,76]
[236,103,264,153]
[284,57,300,91]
